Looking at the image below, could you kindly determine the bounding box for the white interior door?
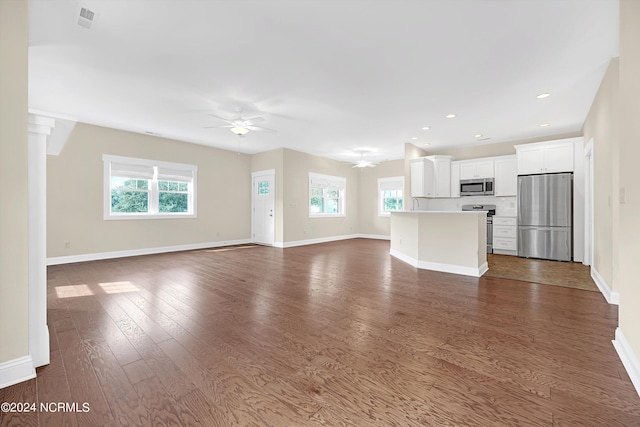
[252,170,275,245]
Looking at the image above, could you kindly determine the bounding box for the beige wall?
[583,58,620,291]
[47,123,251,257]
[281,148,360,243]
[357,159,404,236]
[617,0,640,362]
[251,148,284,244]
[0,0,29,363]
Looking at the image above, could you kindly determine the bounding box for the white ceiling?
[28,0,619,163]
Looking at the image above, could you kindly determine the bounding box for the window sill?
[104,213,197,220]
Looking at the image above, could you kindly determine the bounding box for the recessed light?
[478,137,492,142]
[539,123,550,127]
[421,126,431,130]
[536,93,551,99]
[411,137,418,140]
[474,134,483,138]
[423,143,430,146]
[445,114,456,119]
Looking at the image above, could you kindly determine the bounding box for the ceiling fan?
[204,109,276,137]
[351,150,378,168]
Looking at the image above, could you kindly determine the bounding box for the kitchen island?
[390,211,488,277]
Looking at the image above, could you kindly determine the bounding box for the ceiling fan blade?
[243,116,265,124]
[203,125,234,128]
[246,125,277,133]
[208,113,235,125]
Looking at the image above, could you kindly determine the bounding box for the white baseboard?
[591,267,620,305]
[356,234,391,240]
[273,234,390,249]
[0,356,36,390]
[390,248,488,277]
[276,234,361,249]
[46,239,252,265]
[612,328,640,397]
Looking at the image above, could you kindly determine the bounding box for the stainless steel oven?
[460,178,494,196]
[462,204,496,253]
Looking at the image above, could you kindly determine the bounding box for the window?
[378,176,404,216]
[103,155,197,219]
[309,172,346,217]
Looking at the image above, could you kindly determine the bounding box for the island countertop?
[390,211,487,277]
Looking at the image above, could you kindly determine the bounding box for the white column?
[28,114,55,368]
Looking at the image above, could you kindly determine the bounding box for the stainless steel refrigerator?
[517,173,572,261]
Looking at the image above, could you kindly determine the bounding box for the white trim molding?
[357,234,391,240]
[390,248,488,277]
[591,267,620,305]
[0,356,36,390]
[47,239,252,265]
[28,113,54,369]
[612,328,640,397]
[274,234,360,249]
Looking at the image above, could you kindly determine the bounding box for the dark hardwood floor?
[1,238,639,426]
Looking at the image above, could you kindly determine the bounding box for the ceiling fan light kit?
[230,126,250,136]
[206,109,276,137]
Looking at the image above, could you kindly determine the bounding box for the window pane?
[111,190,148,213]
[159,192,189,213]
[168,181,179,191]
[326,189,339,198]
[311,188,323,198]
[327,199,338,213]
[137,180,148,190]
[310,197,324,213]
[258,181,269,195]
[158,181,168,191]
[178,182,188,192]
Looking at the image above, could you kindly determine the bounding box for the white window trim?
[103,154,198,220]
[378,176,405,217]
[309,172,346,218]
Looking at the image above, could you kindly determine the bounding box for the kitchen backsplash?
[412,196,517,216]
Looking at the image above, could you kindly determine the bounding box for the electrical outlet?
[64,241,71,249]
[620,187,626,204]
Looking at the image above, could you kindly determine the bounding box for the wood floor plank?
[3,239,640,426]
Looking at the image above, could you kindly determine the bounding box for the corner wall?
[582,58,620,294]
[616,0,640,392]
[47,123,252,260]
[357,159,404,237]
[0,0,30,368]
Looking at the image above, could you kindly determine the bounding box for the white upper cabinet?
[450,161,461,198]
[515,139,575,175]
[410,157,434,197]
[459,159,495,179]
[494,155,517,196]
[410,155,452,198]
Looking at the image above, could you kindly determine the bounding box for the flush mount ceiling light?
[536,93,551,99]
[445,114,456,119]
[539,123,550,127]
[421,126,431,130]
[474,134,483,138]
[230,126,250,136]
[411,137,419,140]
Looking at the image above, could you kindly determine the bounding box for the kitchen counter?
[390,211,488,277]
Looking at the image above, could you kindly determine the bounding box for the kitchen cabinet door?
[494,156,517,196]
[516,140,574,175]
[410,158,434,197]
[450,162,461,197]
[459,160,494,179]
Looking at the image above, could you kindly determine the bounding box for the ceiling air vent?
[77,7,96,29]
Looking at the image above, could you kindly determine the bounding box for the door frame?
[584,138,594,266]
[251,169,275,246]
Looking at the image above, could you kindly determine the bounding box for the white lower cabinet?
[492,216,517,256]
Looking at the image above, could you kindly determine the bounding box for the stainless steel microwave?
[460,178,494,196]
